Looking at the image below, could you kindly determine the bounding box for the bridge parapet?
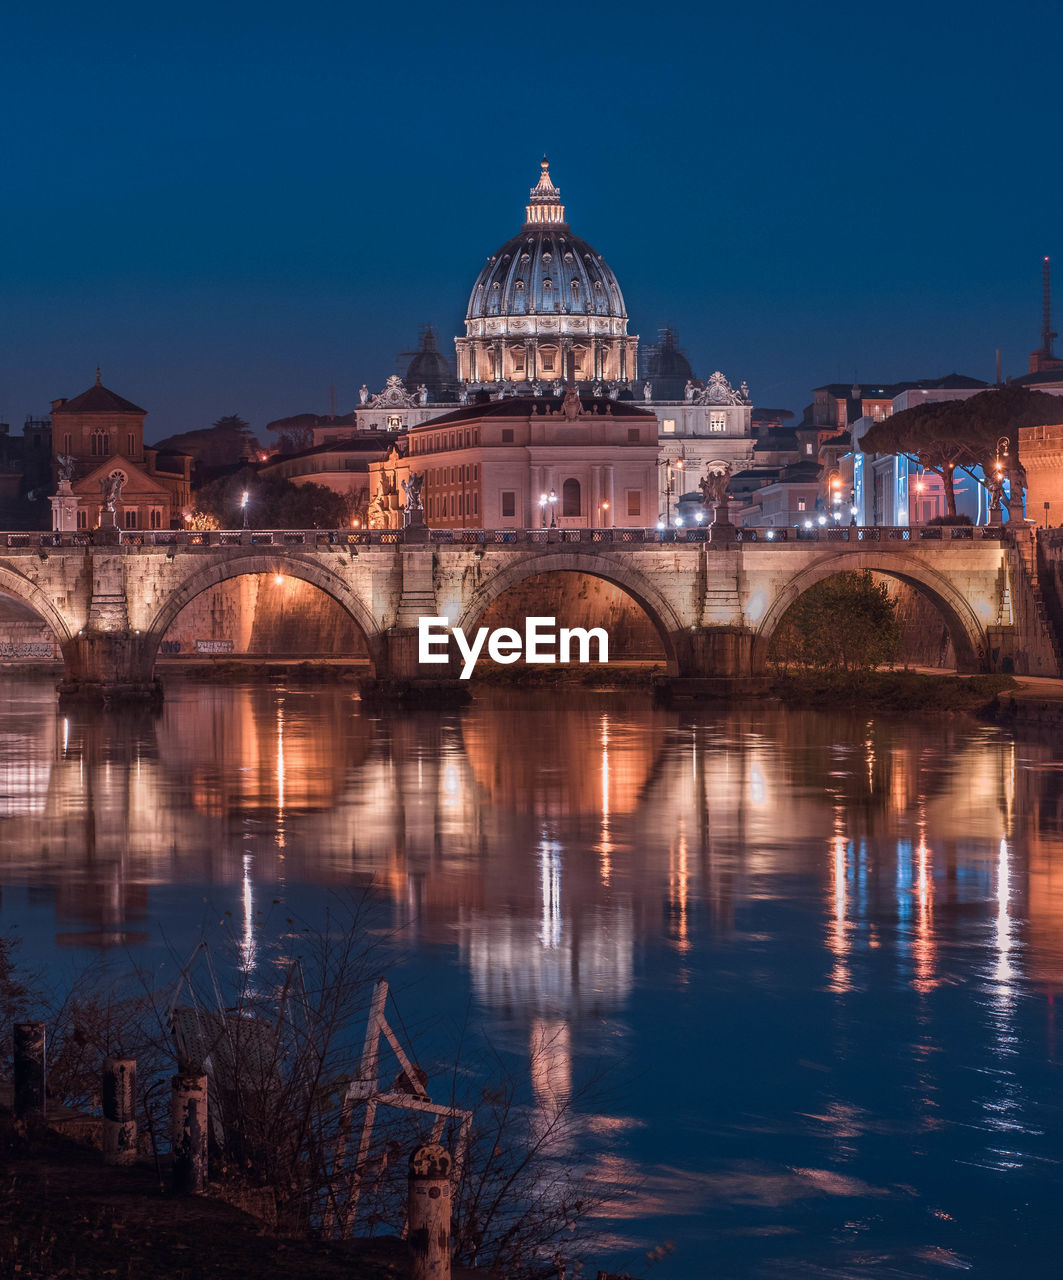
[0,524,1013,553]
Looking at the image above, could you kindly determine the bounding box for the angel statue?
[699,465,731,508]
[401,470,424,512]
[55,454,76,484]
[100,471,124,512]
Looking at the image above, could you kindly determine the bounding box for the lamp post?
[662,457,684,527]
[241,490,249,529]
[547,489,557,528]
[599,499,610,528]
[540,492,547,529]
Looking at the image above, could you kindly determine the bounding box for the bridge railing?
[0,525,1013,551]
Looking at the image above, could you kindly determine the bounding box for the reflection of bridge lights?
[273,574,284,586]
[240,852,257,975]
[538,837,562,950]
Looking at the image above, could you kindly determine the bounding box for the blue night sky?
[1,0,1059,441]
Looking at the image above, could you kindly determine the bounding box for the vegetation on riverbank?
[769,669,1018,713]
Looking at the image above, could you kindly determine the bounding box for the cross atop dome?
[525,157,566,226]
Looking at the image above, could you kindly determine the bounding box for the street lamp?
[241,490,249,528]
[547,489,557,528]
[540,492,548,528]
[662,457,684,527]
[599,499,610,527]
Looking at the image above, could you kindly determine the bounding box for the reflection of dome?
[644,327,694,401]
[404,325,457,400]
[455,160,639,388]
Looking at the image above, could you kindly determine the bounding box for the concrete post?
[171,1071,208,1193]
[408,1142,452,1280]
[13,1021,46,1118]
[102,1057,137,1166]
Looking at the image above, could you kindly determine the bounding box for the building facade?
[367,392,658,531]
[50,376,191,531]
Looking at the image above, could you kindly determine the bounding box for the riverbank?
[769,670,1019,713]
[0,1114,392,1280]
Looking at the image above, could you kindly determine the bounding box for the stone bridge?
[0,523,1055,700]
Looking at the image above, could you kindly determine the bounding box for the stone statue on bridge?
[699,465,731,508]
[55,454,76,485]
[101,471,124,512]
[401,471,424,516]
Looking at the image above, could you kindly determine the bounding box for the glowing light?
[273,574,284,586]
[240,853,257,975]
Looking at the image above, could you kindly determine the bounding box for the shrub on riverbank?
[770,670,1017,712]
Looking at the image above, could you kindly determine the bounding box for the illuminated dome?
[456,160,638,390]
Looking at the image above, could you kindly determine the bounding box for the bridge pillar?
[59,630,162,703]
[57,550,162,702]
[658,625,765,696]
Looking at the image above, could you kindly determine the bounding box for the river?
[1,676,1061,1277]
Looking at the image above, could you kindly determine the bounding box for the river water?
[2,676,1062,1277]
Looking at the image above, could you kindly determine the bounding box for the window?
[501,491,516,518]
[573,348,584,373]
[662,418,675,434]
[473,493,478,515]
[127,433,136,453]
[710,413,726,433]
[91,430,110,456]
[627,490,641,517]
[150,508,162,529]
[473,465,478,480]
[76,508,87,529]
[541,348,556,372]
[797,499,806,512]
[512,348,525,372]
[501,428,514,443]
[627,428,640,442]
[124,509,138,529]
[62,433,72,454]
[806,443,813,455]
[562,478,581,517]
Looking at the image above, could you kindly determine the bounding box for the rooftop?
[410,395,657,428]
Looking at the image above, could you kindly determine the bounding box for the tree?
[154,415,258,469]
[267,413,320,455]
[195,471,352,529]
[861,386,1063,516]
[770,570,901,672]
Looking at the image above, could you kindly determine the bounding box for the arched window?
[91,430,110,456]
[562,478,581,517]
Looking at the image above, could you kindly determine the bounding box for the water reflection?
[3,679,1063,1276]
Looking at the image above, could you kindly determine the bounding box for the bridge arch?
[0,564,75,645]
[145,552,383,671]
[455,550,684,674]
[755,551,992,672]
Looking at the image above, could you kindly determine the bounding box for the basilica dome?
[466,162,628,322]
[456,161,638,389]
